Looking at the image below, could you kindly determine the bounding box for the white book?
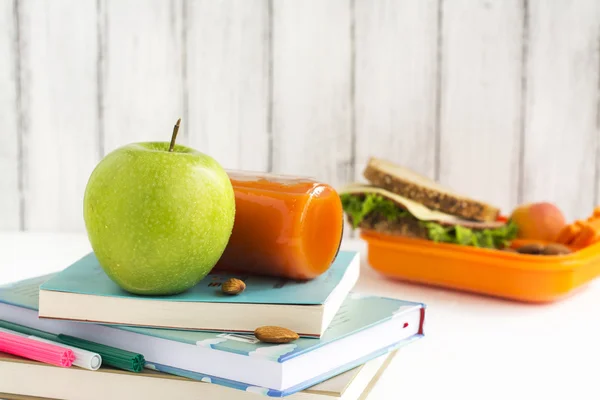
[0,351,397,400]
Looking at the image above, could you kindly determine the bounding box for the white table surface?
[1,232,599,400]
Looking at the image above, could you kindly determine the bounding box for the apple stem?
[169,118,182,152]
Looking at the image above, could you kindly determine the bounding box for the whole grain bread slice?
[363,157,500,222]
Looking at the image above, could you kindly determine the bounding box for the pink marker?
[0,330,75,367]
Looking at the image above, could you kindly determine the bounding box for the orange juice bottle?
[214,171,344,280]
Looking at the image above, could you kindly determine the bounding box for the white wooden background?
[1,0,599,233]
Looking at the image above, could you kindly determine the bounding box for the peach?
[510,202,567,242]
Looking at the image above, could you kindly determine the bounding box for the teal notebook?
[37,251,361,336]
[0,274,426,396]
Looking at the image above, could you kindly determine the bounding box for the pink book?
[0,330,75,367]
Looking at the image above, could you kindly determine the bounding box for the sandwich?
[339,157,518,249]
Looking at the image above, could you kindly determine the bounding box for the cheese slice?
[339,183,478,224]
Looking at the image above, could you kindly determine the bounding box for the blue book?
[0,274,426,397]
[37,251,360,337]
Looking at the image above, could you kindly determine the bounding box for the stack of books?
[0,250,426,399]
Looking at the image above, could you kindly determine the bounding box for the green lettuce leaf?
[340,193,518,249]
[340,193,409,228]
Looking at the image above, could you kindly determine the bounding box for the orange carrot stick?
[556,224,581,245]
[576,219,600,246]
[571,225,595,247]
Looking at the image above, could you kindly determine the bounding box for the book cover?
[123,294,422,362]
[144,346,408,397]
[39,251,358,305]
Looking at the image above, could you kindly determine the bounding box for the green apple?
[83,120,235,295]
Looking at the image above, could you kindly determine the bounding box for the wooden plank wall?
[18,0,98,231]
[0,0,599,232]
[438,0,523,214]
[523,0,600,222]
[0,0,19,230]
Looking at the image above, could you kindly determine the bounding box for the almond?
[221,278,246,295]
[516,243,545,255]
[254,326,299,344]
[541,244,572,255]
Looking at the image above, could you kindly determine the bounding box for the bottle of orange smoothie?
[214,171,344,280]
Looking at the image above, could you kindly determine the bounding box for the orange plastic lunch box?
[361,229,600,303]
